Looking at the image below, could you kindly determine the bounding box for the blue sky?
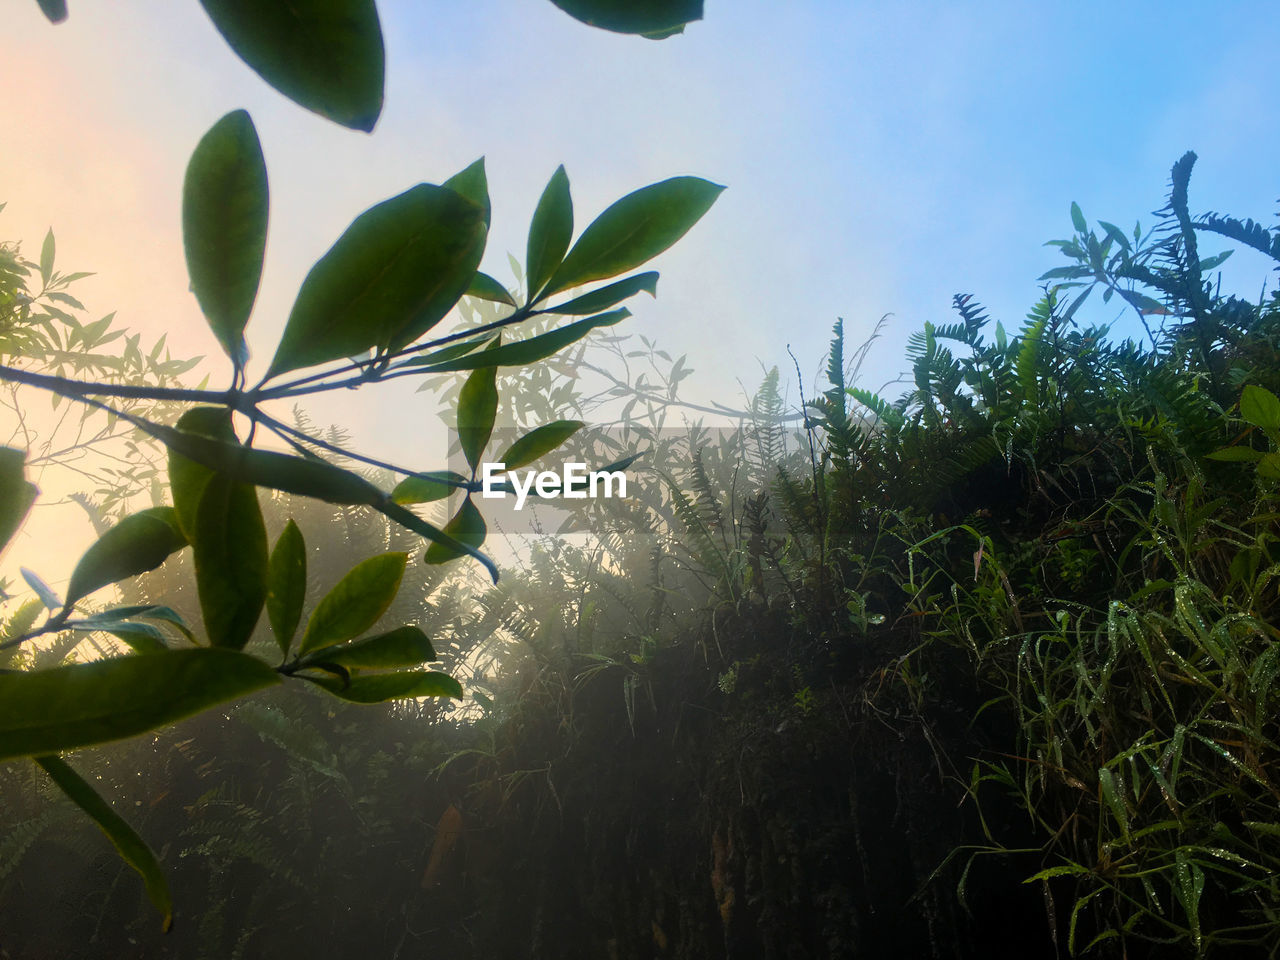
[4,0,1278,580]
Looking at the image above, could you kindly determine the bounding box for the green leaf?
[310,669,462,703]
[1259,452,1280,480]
[197,0,385,132]
[1205,446,1264,463]
[457,361,499,473]
[266,183,486,376]
[548,0,702,37]
[423,309,629,373]
[266,519,306,657]
[403,335,495,368]
[465,271,516,306]
[1240,384,1280,429]
[541,177,723,298]
[36,755,172,931]
[182,109,268,366]
[1097,220,1131,253]
[70,620,168,654]
[443,158,490,228]
[424,497,486,565]
[526,165,573,302]
[498,421,584,470]
[0,447,38,555]
[1070,201,1087,234]
[168,406,239,541]
[543,272,657,315]
[0,648,280,761]
[377,501,498,582]
[64,508,187,607]
[39,229,55,287]
[147,414,495,576]
[36,0,68,24]
[391,471,468,504]
[298,624,436,670]
[299,552,406,655]
[164,409,380,510]
[194,474,268,649]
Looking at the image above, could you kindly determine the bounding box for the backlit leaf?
[548,0,702,37]
[298,625,436,670]
[498,421,584,470]
[457,359,499,473]
[266,519,306,657]
[299,552,406,655]
[0,648,279,760]
[65,508,187,608]
[36,756,173,930]
[423,309,629,373]
[540,177,722,298]
[311,669,462,702]
[424,497,487,565]
[0,447,38,556]
[194,474,267,649]
[197,0,384,131]
[526,165,573,302]
[543,272,657,315]
[266,184,486,376]
[183,110,268,366]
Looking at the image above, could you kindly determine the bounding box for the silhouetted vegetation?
[3,152,1277,959]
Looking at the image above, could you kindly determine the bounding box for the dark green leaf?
[465,271,516,306]
[526,165,573,302]
[164,412,381,509]
[0,648,280,760]
[377,501,498,582]
[1205,446,1264,463]
[423,309,629,373]
[443,158,490,228]
[1197,250,1233,272]
[197,0,384,131]
[0,447,38,555]
[72,605,192,640]
[36,756,172,930]
[310,669,462,702]
[391,471,468,504]
[548,0,702,37]
[266,519,306,657]
[168,407,239,541]
[39,229,55,287]
[266,184,486,376]
[36,0,68,24]
[424,497,486,565]
[541,177,722,298]
[457,360,499,473]
[70,620,168,655]
[298,625,436,669]
[194,474,267,649]
[1097,220,1132,253]
[299,552,406,655]
[499,421,584,470]
[543,272,657,315]
[182,110,268,366]
[402,335,495,368]
[1070,201,1087,234]
[1259,452,1280,479]
[1240,385,1280,430]
[65,508,187,607]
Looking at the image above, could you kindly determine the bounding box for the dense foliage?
[3,153,1275,958]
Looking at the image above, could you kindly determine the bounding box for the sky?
[3,0,1279,587]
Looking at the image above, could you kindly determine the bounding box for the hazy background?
[3,0,1277,586]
